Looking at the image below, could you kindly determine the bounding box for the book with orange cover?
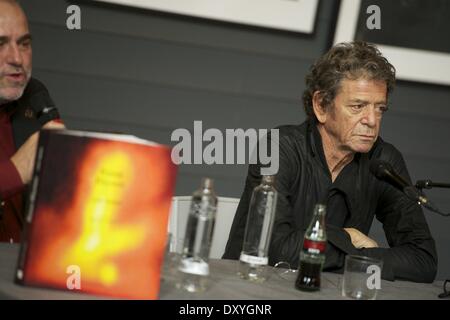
[15,129,177,299]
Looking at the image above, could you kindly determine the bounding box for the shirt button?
[0,201,5,207]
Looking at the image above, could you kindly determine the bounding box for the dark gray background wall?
[20,0,450,280]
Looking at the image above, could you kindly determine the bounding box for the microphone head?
[370,159,425,204]
[369,159,393,179]
[22,78,59,125]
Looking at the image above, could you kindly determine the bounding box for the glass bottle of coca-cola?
[295,203,327,292]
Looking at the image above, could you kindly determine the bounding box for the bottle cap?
[261,175,276,184]
[315,203,326,214]
[201,177,214,189]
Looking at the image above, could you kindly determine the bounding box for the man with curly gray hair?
[224,41,437,283]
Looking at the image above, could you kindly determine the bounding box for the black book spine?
[15,129,51,283]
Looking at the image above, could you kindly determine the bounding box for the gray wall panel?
[32,69,302,130]
[31,23,314,101]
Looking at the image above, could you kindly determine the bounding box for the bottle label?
[303,239,326,255]
[190,200,217,219]
[239,253,268,266]
[178,258,210,276]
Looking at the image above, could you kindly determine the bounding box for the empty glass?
[341,255,383,300]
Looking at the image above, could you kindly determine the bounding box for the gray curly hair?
[302,41,396,120]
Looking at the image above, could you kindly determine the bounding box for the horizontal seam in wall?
[28,20,322,64]
[33,66,302,105]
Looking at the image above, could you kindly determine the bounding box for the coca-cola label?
[303,239,326,254]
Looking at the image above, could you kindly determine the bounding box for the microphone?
[369,159,429,205]
[22,78,60,125]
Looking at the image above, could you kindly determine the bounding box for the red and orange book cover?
[15,129,177,299]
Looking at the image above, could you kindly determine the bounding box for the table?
[0,244,443,300]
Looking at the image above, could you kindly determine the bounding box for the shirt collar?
[307,118,365,168]
[0,101,18,117]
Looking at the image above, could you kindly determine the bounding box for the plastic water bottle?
[238,175,278,282]
[177,178,218,292]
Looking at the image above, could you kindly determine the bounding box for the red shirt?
[0,109,24,197]
[0,108,25,242]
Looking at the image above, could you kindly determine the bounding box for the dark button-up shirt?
[223,120,437,283]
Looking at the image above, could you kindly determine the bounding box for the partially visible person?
[0,0,64,242]
[223,41,437,283]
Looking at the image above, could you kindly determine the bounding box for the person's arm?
[10,121,66,186]
[357,203,437,282]
[0,158,24,200]
[268,178,354,270]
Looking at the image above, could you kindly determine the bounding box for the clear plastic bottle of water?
[238,175,278,282]
[177,178,218,292]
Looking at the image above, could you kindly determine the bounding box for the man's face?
[321,78,388,154]
[0,2,32,104]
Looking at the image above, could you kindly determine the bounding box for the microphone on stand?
[369,159,429,205]
[369,159,449,217]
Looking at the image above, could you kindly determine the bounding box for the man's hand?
[42,120,65,130]
[344,228,379,249]
[10,121,65,184]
